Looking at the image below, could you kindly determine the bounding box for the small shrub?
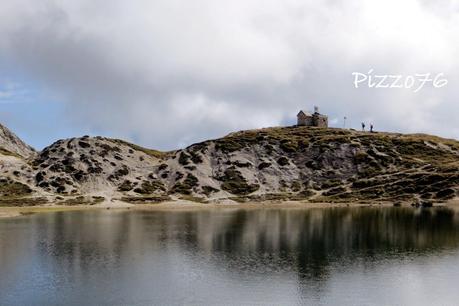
[277,157,290,166]
[258,162,271,170]
[436,188,456,199]
[78,141,91,148]
[118,180,134,192]
[202,185,219,196]
[234,160,252,168]
[218,168,259,195]
[178,152,191,165]
[290,180,302,192]
[171,173,199,194]
[354,151,369,163]
[134,180,166,194]
[175,172,184,180]
[190,151,203,164]
[92,196,105,203]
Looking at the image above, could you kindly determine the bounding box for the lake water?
[1,206,459,306]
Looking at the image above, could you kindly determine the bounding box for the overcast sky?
[1,0,459,150]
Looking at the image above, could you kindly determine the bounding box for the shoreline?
[0,199,455,219]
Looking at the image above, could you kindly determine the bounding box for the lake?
[1,206,459,305]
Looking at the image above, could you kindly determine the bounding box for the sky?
[1,0,459,150]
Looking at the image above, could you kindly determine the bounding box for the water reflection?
[1,206,459,305]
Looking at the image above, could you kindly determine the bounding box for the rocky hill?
[0,123,35,158]
[1,123,459,206]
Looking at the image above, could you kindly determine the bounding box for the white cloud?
[1,0,459,149]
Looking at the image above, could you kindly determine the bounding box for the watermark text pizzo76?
[352,69,448,92]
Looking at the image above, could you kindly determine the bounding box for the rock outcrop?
[1,123,459,205]
[0,123,35,158]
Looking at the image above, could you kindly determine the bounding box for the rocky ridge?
[0,123,35,158]
[1,123,459,206]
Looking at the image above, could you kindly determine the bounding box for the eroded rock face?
[2,123,459,205]
[0,123,35,158]
[32,136,161,196]
[0,123,36,201]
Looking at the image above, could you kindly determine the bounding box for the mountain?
[1,123,459,206]
[0,123,35,158]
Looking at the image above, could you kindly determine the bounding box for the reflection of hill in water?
[149,207,459,278]
[2,207,459,282]
[152,207,459,254]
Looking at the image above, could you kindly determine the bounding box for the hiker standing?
[361,122,365,131]
[370,124,374,133]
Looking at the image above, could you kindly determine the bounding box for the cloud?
[0,80,29,103]
[1,0,459,149]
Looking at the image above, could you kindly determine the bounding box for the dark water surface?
[1,207,459,306]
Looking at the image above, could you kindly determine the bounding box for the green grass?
[109,139,169,159]
[179,195,208,203]
[0,197,48,207]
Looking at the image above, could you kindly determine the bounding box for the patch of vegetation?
[258,162,271,170]
[109,165,129,181]
[320,179,343,189]
[0,197,48,207]
[297,189,314,198]
[230,191,314,202]
[436,188,456,199]
[178,152,191,165]
[158,163,168,171]
[118,180,134,192]
[233,160,252,168]
[190,151,203,164]
[354,151,369,163]
[0,179,32,197]
[186,142,209,154]
[134,180,166,194]
[323,186,347,196]
[277,156,290,166]
[91,196,105,204]
[230,193,291,202]
[109,139,168,159]
[120,195,171,203]
[279,139,298,153]
[202,185,219,196]
[218,168,259,195]
[179,195,208,203]
[61,196,91,206]
[175,172,184,180]
[290,180,302,192]
[171,173,199,195]
[96,142,121,153]
[215,139,244,153]
[78,141,91,148]
[0,147,22,158]
[264,144,274,154]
